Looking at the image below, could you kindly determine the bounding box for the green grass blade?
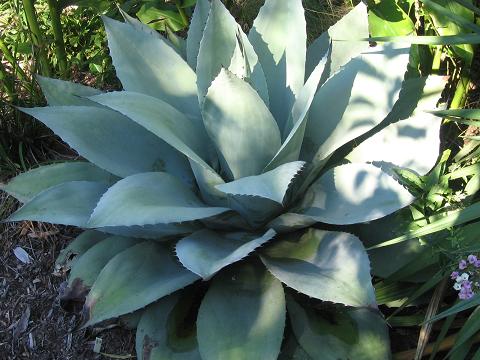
[448,163,480,180]
[427,296,480,323]
[367,204,480,250]
[421,0,480,33]
[387,270,444,320]
[452,0,480,16]
[428,314,456,360]
[430,108,480,119]
[374,281,417,305]
[447,307,480,358]
[365,34,480,44]
[388,315,425,327]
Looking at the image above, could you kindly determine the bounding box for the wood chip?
[12,306,30,339]
[93,337,103,353]
[28,332,35,350]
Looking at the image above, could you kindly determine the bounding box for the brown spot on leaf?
[59,278,90,314]
[143,335,159,360]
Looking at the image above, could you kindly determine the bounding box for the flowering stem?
[46,0,68,77]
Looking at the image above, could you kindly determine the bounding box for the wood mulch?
[0,193,135,359]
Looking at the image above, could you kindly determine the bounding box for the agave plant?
[2,0,446,358]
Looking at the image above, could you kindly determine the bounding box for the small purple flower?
[458,291,474,300]
[468,255,478,264]
[459,259,467,270]
[459,285,475,300]
[451,271,459,279]
[462,281,472,290]
[475,260,480,268]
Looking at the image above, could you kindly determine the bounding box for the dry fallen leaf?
[13,246,32,264]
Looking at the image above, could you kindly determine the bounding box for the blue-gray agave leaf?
[249,0,306,132]
[196,0,268,104]
[216,161,305,204]
[36,75,102,106]
[265,46,330,171]
[103,16,201,122]
[287,296,391,360]
[83,241,200,327]
[1,162,116,203]
[88,172,229,228]
[68,236,140,287]
[55,230,109,270]
[136,293,201,360]
[298,163,414,225]
[305,2,369,82]
[202,68,280,179]
[347,75,446,176]
[8,181,108,227]
[197,263,285,360]
[88,91,210,160]
[187,0,210,69]
[20,106,193,183]
[261,229,377,308]
[302,44,411,165]
[176,228,276,279]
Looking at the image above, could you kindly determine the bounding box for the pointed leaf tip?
[216,161,305,204]
[88,172,230,228]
